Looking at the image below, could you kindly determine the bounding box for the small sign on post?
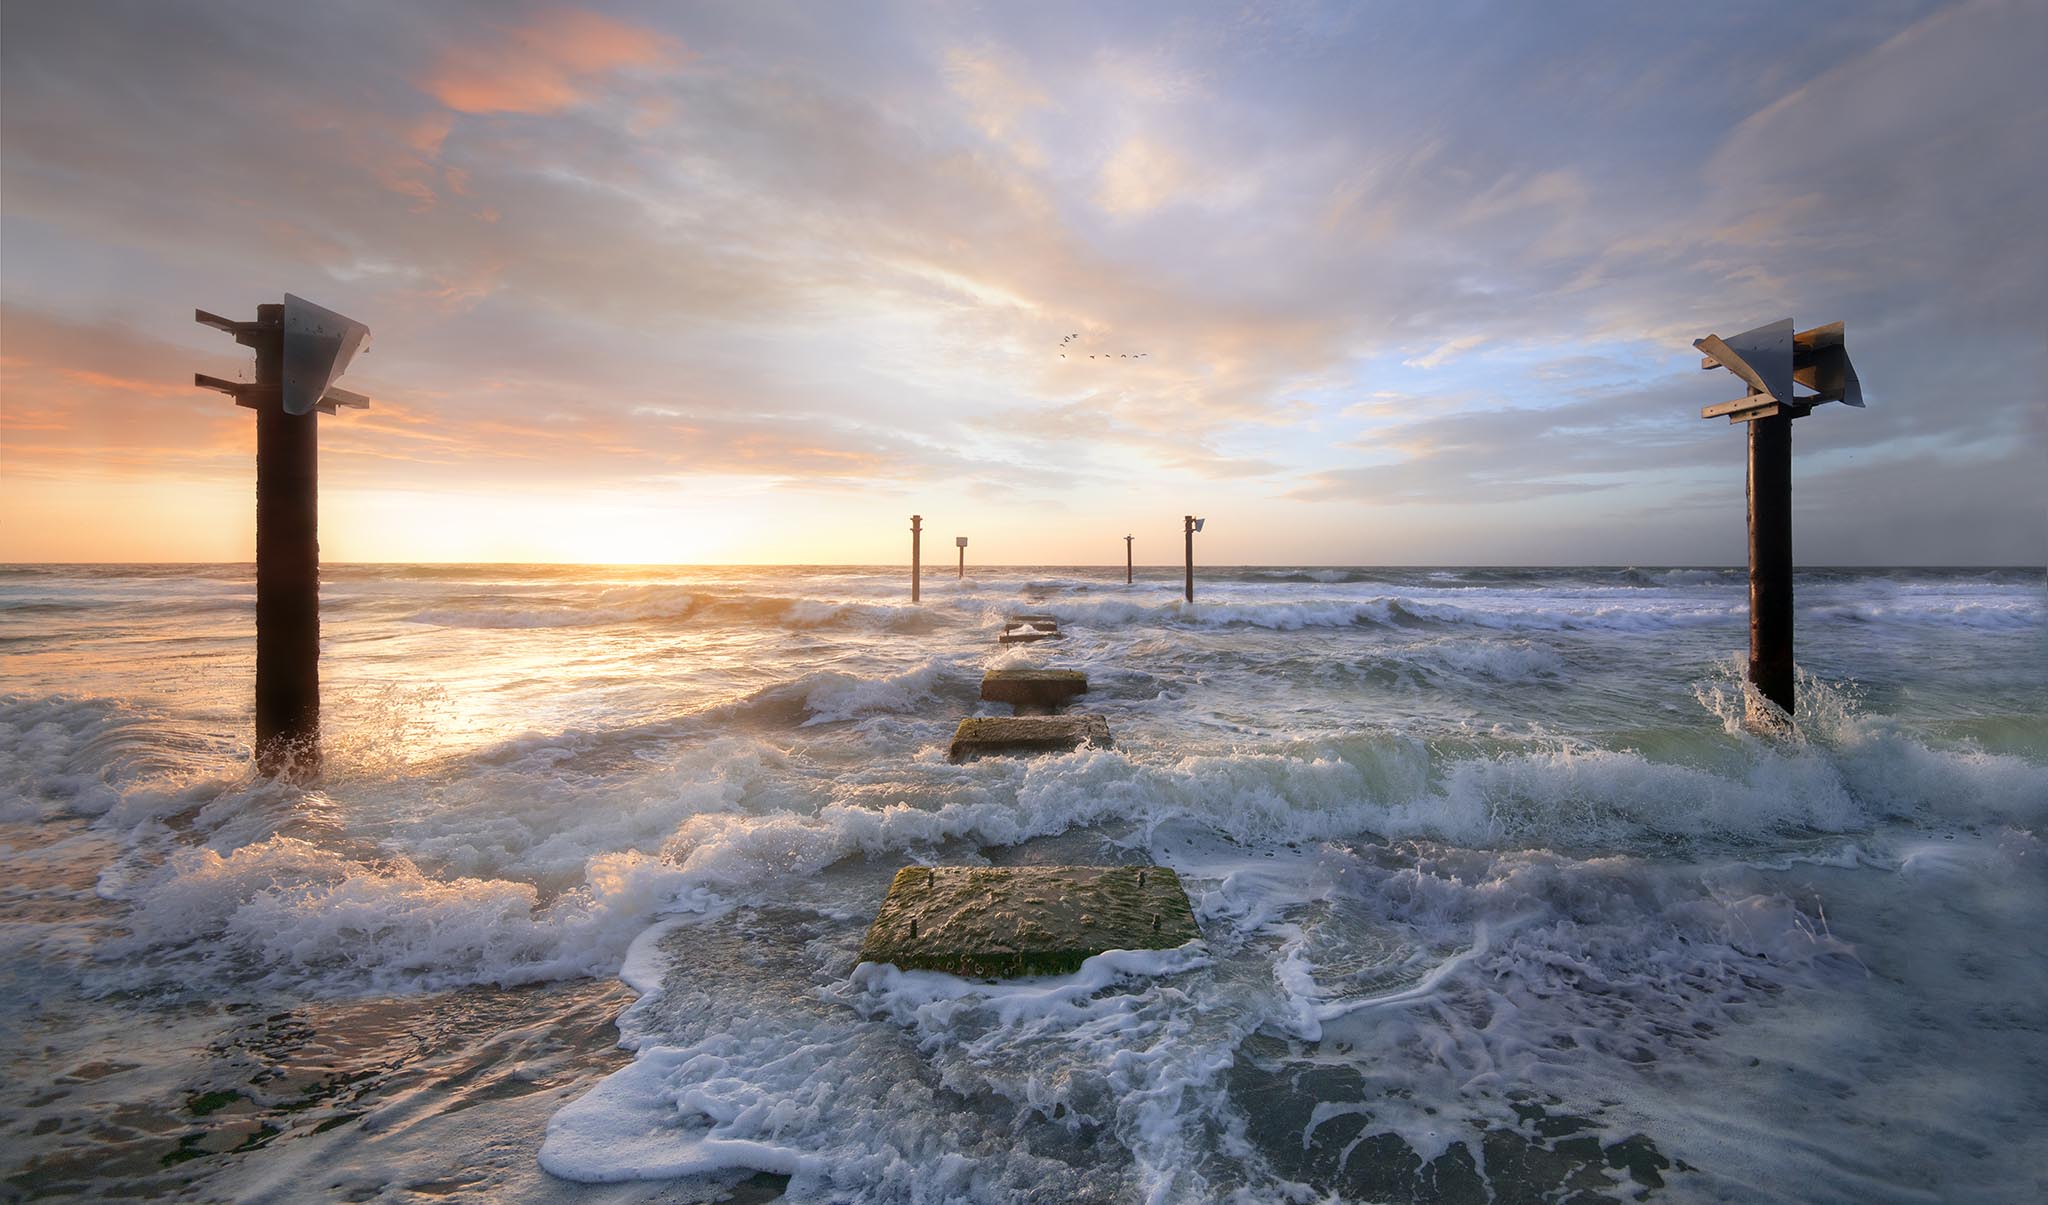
[955,535,968,579]
[195,295,373,781]
[1694,318,1864,725]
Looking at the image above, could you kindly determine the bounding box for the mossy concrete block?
[948,714,1110,761]
[858,865,1201,978]
[981,668,1088,708]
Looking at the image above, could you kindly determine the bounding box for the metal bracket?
[195,308,278,349]
[196,373,370,414]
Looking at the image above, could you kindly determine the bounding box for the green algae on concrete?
[980,668,1088,708]
[948,714,1110,761]
[857,865,1201,978]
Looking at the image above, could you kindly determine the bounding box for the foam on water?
[2,564,2042,1200]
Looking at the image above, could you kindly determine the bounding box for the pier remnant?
[194,296,372,781]
[1694,318,1863,722]
[956,535,968,579]
[910,514,922,602]
[948,714,1110,760]
[999,617,1061,644]
[981,668,1088,711]
[1183,515,1205,603]
[1125,534,1134,585]
[858,865,1199,978]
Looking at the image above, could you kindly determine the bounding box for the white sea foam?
[5,564,2042,1200]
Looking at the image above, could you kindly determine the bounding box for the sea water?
[1,564,2042,1202]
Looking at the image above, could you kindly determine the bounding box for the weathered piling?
[1748,412,1795,715]
[1125,534,1133,585]
[956,535,967,580]
[858,865,1199,978]
[251,304,318,778]
[1183,515,1204,603]
[194,296,372,781]
[1694,318,1863,723]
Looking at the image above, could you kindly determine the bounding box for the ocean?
[1,563,2042,1203]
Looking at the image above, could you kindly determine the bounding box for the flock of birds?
[1058,333,1148,360]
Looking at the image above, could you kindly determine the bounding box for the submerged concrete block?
[980,668,1088,709]
[999,618,1062,644]
[948,714,1110,761]
[858,865,1201,978]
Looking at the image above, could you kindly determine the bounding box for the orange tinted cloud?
[422,10,682,116]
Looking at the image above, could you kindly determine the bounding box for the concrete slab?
[858,865,1200,978]
[1010,613,1057,624]
[999,619,1061,644]
[981,668,1088,709]
[948,714,1110,761]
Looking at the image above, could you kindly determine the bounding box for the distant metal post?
[910,515,922,602]
[1694,318,1862,723]
[956,535,968,580]
[1125,535,1134,585]
[195,296,372,780]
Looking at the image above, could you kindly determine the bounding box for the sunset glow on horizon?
[3,1,2042,566]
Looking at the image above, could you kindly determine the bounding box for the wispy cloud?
[1,0,2040,561]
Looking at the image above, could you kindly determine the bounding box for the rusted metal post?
[910,515,922,602]
[1748,413,1795,718]
[1125,535,1133,585]
[250,303,320,779]
[1183,516,1195,603]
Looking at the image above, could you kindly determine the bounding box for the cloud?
[421,9,682,116]
[1,0,2041,561]
[1096,135,1192,215]
[1403,335,1490,370]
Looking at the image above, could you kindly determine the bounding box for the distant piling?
[957,535,968,580]
[910,515,922,602]
[1125,534,1134,585]
[1182,515,1204,603]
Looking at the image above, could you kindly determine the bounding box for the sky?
[1,0,2042,566]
